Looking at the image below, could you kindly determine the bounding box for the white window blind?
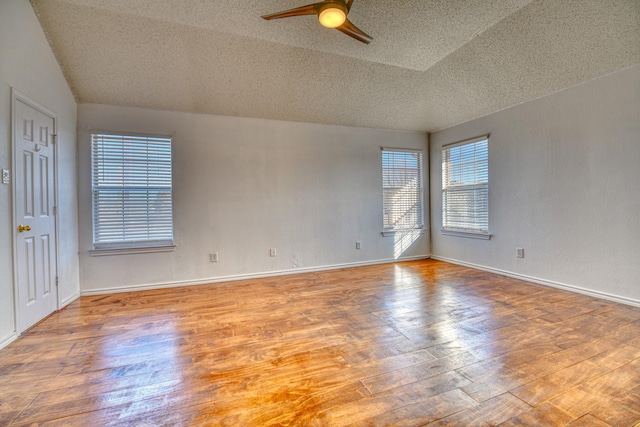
[91,133,174,249]
[382,149,424,231]
[442,136,489,234]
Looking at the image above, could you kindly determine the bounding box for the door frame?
[11,87,61,334]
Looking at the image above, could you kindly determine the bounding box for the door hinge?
[52,134,57,144]
[53,206,57,215]
[55,276,59,287]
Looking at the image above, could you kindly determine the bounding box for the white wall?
[0,0,79,345]
[77,104,429,293]
[430,65,640,305]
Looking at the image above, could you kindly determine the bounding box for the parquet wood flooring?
[2,259,640,426]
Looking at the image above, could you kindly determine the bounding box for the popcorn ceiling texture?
[30,0,640,132]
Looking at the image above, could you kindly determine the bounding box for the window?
[382,148,424,233]
[442,135,489,238]
[91,133,174,252]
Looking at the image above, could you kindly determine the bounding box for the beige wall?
[430,65,640,305]
[77,104,429,293]
[0,0,79,346]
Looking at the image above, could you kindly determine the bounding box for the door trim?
[11,88,60,334]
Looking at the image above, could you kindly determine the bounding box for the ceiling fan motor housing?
[318,2,348,29]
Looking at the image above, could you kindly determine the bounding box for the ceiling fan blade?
[344,0,354,12]
[337,18,372,44]
[261,3,321,20]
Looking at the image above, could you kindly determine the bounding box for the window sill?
[441,229,491,240]
[381,229,425,237]
[90,245,176,257]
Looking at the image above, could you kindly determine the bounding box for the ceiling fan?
[262,0,373,44]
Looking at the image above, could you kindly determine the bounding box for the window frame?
[441,135,490,240]
[89,131,176,256]
[381,147,425,236]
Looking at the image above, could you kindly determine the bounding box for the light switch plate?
[1,169,9,184]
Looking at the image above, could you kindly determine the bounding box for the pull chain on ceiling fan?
[262,0,373,44]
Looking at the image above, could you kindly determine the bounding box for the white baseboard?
[0,332,18,351]
[431,255,640,308]
[60,291,80,308]
[81,255,431,296]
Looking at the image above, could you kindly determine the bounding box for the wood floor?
[2,260,640,426]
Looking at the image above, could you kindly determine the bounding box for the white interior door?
[13,94,58,333]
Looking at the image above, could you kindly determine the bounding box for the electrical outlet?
[269,248,277,257]
[210,252,218,262]
[356,241,361,250]
[516,247,524,258]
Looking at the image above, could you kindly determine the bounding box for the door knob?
[18,225,31,232]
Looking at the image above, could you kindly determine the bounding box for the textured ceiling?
[31,0,640,132]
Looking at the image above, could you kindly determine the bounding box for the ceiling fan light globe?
[318,6,347,28]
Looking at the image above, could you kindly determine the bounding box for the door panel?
[24,237,36,303]
[13,97,58,332]
[23,151,34,217]
[41,234,52,297]
[40,155,50,216]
